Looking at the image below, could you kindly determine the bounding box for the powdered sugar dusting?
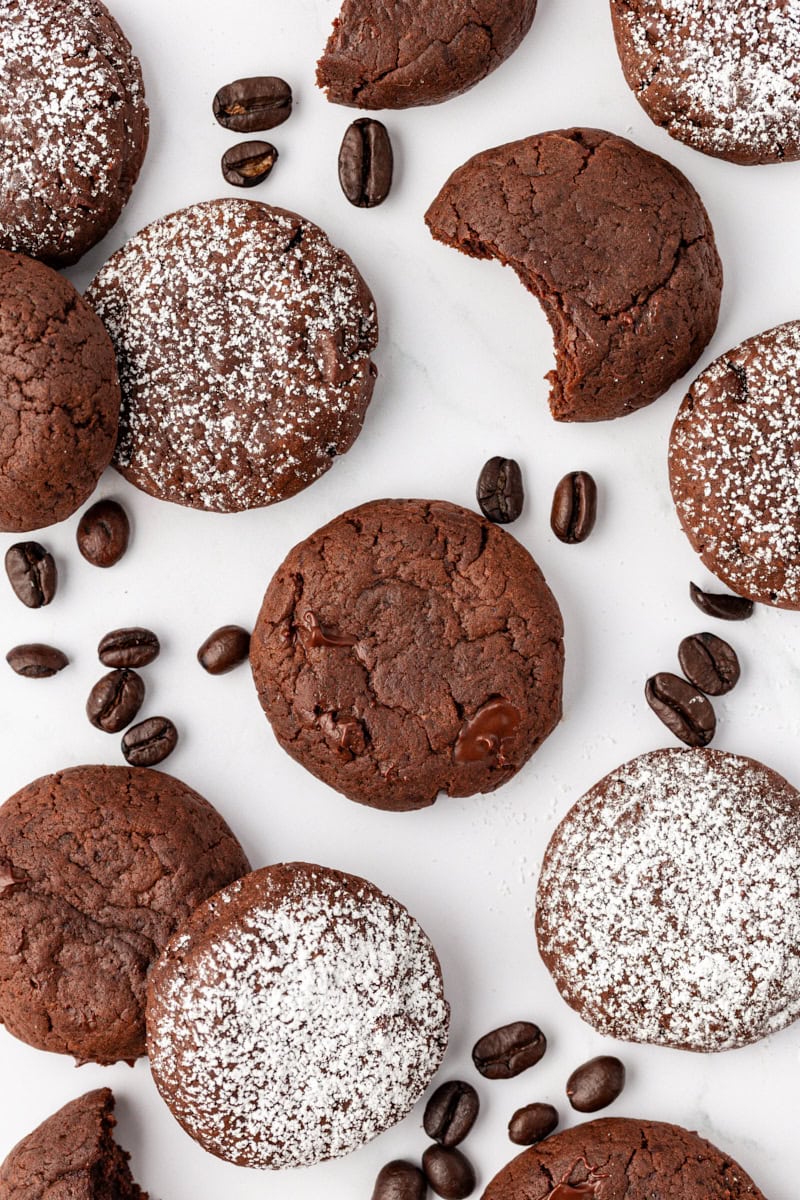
[536,748,800,1051]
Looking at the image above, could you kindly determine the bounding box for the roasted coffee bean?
[6,644,68,678]
[566,1056,625,1113]
[371,1160,427,1200]
[550,471,598,544]
[77,499,130,568]
[689,581,754,621]
[98,627,160,668]
[4,542,57,608]
[508,1102,559,1146]
[213,76,292,133]
[339,119,393,208]
[222,140,278,187]
[645,671,716,747]
[197,625,251,674]
[678,632,740,696]
[422,1146,475,1200]
[472,1021,546,1080]
[87,669,145,732]
[122,717,178,766]
[424,1081,480,1148]
[476,457,524,524]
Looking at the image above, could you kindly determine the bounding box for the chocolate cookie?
[87,200,379,512]
[0,0,148,267]
[483,1117,765,1200]
[611,0,800,166]
[426,128,722,422]
[0,251,120,533]
[536,748,800,1052]
[146,862,449,1169]
[0,1089,147,1199]
[0,765,249,1065]
[317,0,537,108]
[669,320,800,609]
[250,498,564,812]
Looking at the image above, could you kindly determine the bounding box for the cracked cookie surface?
[425,128,722,422]
[250,498,564,811]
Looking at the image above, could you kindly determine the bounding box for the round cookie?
[317,0,537,109]
[536,748,800,1052]
[426,128,722,422]
[87,200,379,513]
[610,0,800,166]
[146,862,450,1169]
[669,320,800,610]
[0,765,250,1065]
[250,498,564,812]
[483,1117,766,1200]
[0,0,148,266]
[0,251,120,533]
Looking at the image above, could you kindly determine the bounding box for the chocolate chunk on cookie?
[426,128,722,422]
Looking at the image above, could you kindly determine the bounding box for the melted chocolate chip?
[454,698,521,765]
[302,611,359,648]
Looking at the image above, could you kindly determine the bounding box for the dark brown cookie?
[483,1117,765,1200]
[87,199,379,512]
[611,0,800,166]
[0,765,249,1065]
[670,321,800,609]
[0,1089,147,1199]
[0,251,120,533]
[317,0,537,108]
[146,863,450,1169]
[0,0,148,267]
[250,498,564,811]
[426,128,722,422]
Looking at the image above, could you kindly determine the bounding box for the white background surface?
[2,0,800,1196]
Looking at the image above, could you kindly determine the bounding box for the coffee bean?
[6,644,68,678]
[424,1081,480,1148]
[550,471,598,544]
[4,542,57,608]
[122,717,178,766]
[213,76,292,133]
[197,625,251,675]
[645,671,716,747]
[422,1146,475,1199]
[98,628,160,669]
[678,632,740,696]
[476,457,524,524]
[689,582,754,621]
[87,669,145,732]
[508,1102,559,1146]
[339,119,393,208]
[371,1160,427,1200]
[222,140,278,187]
[77,499,130,568]
[472,1021,546,1080]
[566,1056,625,1113]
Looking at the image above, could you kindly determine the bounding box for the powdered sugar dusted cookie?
[146,863,449,1169]
[536,748,800,1052]
[87,200,379,513]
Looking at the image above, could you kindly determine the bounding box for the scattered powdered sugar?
[536,748,800,1051]
[147,864,449,1169]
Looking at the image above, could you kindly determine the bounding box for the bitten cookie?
[610,0,800,166]
[669,320,800,610]
[483,1117,765,1200]
[146,863,450,1169]
[0,0,148,266]
[426,128,722,422]
[0,765,249,1065]
[0,251,120,533]
[536,748,800,1052]
[317,0,537,108]
[87,200,379,513]
[0,1089,147,1199]
[250,498,564,811]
